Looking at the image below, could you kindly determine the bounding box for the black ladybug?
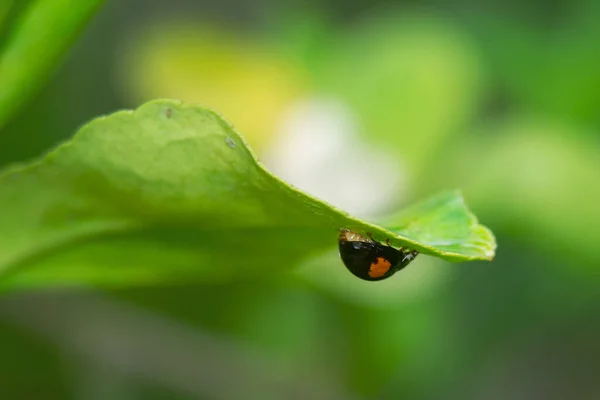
[338,229,418,281]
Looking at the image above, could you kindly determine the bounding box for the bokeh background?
[1,0,599,399]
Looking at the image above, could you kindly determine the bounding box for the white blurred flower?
[262,97,407,219]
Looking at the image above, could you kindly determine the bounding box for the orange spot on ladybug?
[369,257,391,278]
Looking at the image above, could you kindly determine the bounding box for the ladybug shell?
[338,240,403,281]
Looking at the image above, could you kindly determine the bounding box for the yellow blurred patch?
[115,21,308,151]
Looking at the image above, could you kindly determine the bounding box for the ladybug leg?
[402,251,417,263]
[366,232,375,242]
[385,238,392,247]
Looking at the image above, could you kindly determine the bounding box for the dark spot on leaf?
[165,108,173,118]
[226,137,236,149]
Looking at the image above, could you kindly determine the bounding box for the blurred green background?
[0,0,599,399]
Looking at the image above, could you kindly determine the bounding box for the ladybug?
[338,229,418,281]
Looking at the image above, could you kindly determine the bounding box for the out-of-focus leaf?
[468,5,600,125]
[429,117,600,267]
[322,11,483,174]
[0,0,12,32]
[0,100,495,290]
[0,0,104,131]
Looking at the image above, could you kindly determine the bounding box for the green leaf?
[0,100,495,290]
[0,0,104,131]
[379,191,495,261]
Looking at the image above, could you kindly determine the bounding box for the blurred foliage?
[429,118,600,268]
[320,11,484,176]
[0,0,598,399]
[0,0,104,130]
[0,1,13,32]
